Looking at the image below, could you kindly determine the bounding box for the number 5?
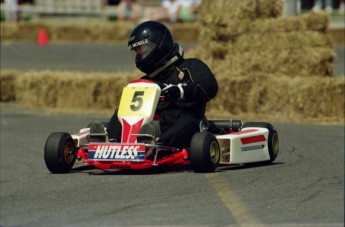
[130,91,144,111]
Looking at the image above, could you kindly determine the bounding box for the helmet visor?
[129,40,156,61]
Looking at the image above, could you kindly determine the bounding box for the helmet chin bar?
[147,44,184,78]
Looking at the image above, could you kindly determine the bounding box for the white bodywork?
[72,128,90,147]
[217,127,271,164]
[72,126,272,165]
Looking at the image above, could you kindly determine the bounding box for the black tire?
[44,132,76,173]
[189,132,220,173]
[242,122,279,163]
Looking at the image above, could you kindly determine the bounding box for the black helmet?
[128,21,179,74]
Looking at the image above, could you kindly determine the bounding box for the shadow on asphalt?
[68,162,284,175]
[70,164,192,175]
[217,162,284,172]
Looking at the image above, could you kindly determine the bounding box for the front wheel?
[243,122,279,163]
[189,132,220,173]
[44,132,76,173]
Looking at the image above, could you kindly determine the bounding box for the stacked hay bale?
[0,22,132,43]
[0,70,19,102]
[0,22,198,43]
[196,0,344,122]
[0,70,140,110]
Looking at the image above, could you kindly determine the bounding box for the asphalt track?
[0,42,197,73]
[0,103,344,226]
[0,42,344,226]
[1,42,344,77]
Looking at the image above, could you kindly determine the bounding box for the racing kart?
[44,79,279,173]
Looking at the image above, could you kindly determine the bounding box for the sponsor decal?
[129,39,149,49]
[88,144,145,161]
[240,135,266,145]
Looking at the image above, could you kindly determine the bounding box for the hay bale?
[0,70,19,102]
[14,71,139,110]
[195,10,334,79]
[1,69,343,123]
[198,6,342,122]
[327,28,345,45]
[206,73,345,123]
[169,23,200,42]
[0,22,47,41]
[49,23,131,42]
[0,22,133,43]
[199,0,282,25]
[0,21,200,43]
[212,46,334,78]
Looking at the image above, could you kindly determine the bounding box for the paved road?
[0,42,195,73]
[1,43,344,77]
[0,103,343,226]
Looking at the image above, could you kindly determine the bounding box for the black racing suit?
[107,57,218,148]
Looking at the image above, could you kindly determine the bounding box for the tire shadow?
[217,162,284,172]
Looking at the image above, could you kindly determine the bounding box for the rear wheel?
[189,132,220,173]
[243,122,279,163]
[44,132,76,173]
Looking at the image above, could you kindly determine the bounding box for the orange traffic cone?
[38,28,48,46]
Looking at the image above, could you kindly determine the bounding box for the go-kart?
[44,79,279,173]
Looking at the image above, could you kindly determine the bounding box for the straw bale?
[0,22,203,43]
[1,70,343,123]
[0,22,132,43]
[287,76,344,119]
[0,22,47,41]
[0,14,338,45]
[254,0,283,19]
[199,0,255,25]
[196,42,334,78]
[48,23,131,42]
[327,28,345,45]
[211,46,334,78]
[199,0,282,25]
[300,11,330,32]
[0,70,19,102]
[169,23,200,42]
[14,71,139,110]
[250,12,329,33]
[250,17,307,33]
[236,31,331,50]
[195,10,334,79]
[197,12,331,45]
[198,20,251,44]
[207,73,344,122]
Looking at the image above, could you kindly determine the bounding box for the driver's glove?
[162,84,185,100]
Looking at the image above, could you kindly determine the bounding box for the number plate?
[118,86,158,117]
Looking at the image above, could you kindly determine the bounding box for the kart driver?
[106,20,218,148]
